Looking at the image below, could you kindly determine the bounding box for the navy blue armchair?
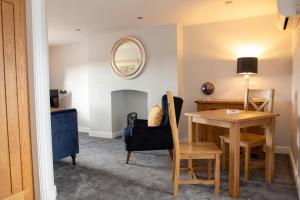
[123,94,183,164]
[51,109,79,165]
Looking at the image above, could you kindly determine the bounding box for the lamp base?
[244,75,250,89]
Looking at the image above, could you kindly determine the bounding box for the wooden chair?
[220,89,275,180]
[167,91,222,196]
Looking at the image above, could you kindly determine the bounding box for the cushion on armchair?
[148,105,163,127]
[123,94,183,152]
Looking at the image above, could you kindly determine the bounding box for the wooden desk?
[185,109,279,198]
[195,99,264,146]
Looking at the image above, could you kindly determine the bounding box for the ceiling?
[47,0,277,45]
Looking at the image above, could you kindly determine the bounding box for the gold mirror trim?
[110,36,146,79]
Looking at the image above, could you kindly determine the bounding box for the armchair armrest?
[133,119,148,127]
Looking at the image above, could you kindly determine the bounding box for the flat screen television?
[50,89,59,108]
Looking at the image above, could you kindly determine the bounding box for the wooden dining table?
[185,109,279,198]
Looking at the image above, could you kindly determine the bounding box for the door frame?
[26,0,57,199]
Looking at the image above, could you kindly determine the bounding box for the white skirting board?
[78,127,122,138]
[288,148,300,199]
[275,146,290,154]
[78,127,90,134]
[89,130,123,139]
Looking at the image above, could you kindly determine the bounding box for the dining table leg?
[265,118,275,183]
[187,116,195,178]
[229,123,240,198]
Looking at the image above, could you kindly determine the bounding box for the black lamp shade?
[237,57,258,75]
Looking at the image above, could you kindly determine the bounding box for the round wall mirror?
[110,36,146,79]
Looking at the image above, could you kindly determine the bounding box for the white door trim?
[26,0,57,199]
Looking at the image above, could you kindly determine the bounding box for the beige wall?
[49,15,294,148]
[182,15,293,147]
[292,23,300,175]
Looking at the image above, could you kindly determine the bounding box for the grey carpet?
[54,133,298,200]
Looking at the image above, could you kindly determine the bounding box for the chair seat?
[220,132,265,147]
[180,143,222,156]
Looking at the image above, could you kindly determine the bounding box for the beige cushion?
[148,105,163,127]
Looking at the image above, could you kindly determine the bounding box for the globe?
[201,82,214,95]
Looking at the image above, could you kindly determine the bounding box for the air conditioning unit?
[277,0,300,30]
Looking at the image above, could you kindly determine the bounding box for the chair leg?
[173,157,180,196]
[245,146,250,180]
[126,151,131,164]
[71,154,76,165]
[214,154,221,195]
[188,159,193,179]
[172,151,175,181]
[168,149,173,160]
[207,160,212,180]
[220,139,226,171]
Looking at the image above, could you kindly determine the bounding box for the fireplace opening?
[111,90,148,133]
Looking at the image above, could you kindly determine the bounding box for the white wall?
[49,25,179,137]
[49,44,90,129]
[87,25,179,137]
[292,22,300,177]
[182,15,293,147]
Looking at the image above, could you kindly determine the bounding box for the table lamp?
[237,57,258,88]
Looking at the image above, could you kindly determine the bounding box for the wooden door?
[0,0,34,200]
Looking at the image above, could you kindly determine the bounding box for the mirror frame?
[110,36,146,79]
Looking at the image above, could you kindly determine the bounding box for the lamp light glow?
[235,45,262,57]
